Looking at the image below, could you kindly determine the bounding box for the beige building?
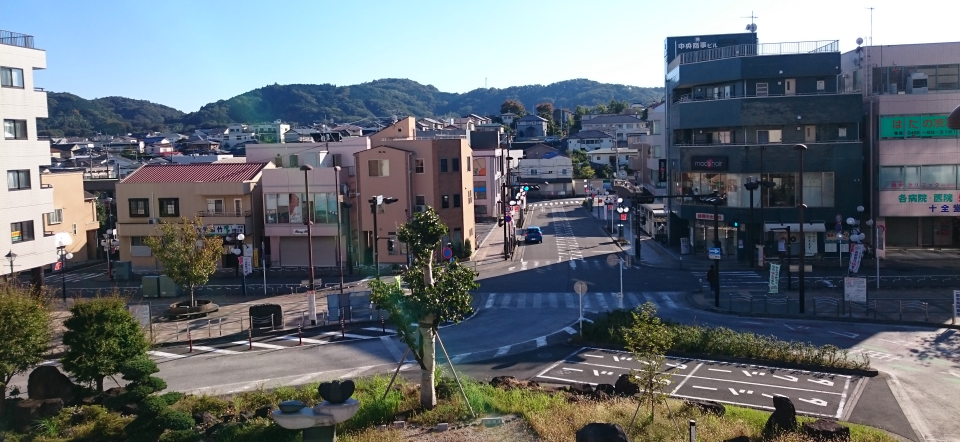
[355,117,476,265]
[115,162,272,270]
[40,170,100,262]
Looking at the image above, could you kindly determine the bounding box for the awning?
[764,222,826,233]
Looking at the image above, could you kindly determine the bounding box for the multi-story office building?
[1,29,57,282]
[355,117,476,265]
[665,32,863,259]
[841,42,960,254]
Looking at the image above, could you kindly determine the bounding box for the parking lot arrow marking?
[773,375,798,382]
[799,398,828,407]
[667,363,687,369]
[593,370,600,376]
[762,393,774,398]
[807,378,835,387]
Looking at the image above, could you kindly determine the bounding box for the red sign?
[54,261,63,271]
[620,214,627,221]
[695,213,725,221]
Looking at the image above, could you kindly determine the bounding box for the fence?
[147,309,324,345]
[725,293,938,323]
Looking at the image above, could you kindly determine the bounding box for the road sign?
[954,290,960,325]
[708,248,721,260]
[606,254,620,267]
[442,247,453,260]
[54,261,63,271]
[505,215,512,223]
[844,277,867,303]
[574,281,588,296]
[620,213,627,221]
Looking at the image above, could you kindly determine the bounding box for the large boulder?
[11,398,62,432]
[685,399,726,417]
[576,422,630,442]
[764,395,798,436]
[568,383,594,396]
[595,384,616,396]
[614,374,639,396]
[27,365,79,405]
[803,419,851,441]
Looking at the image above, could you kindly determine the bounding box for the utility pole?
[369,195,398,279]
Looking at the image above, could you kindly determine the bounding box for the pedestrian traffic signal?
[387,239,395,252]
[733,221,739,227]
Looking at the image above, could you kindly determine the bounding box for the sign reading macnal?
[690,156,728,171]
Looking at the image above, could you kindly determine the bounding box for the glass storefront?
[674,172,835,208]
[265,192,339,224]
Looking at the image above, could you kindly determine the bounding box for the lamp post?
[700,192,725,307]
[231,233,247,296]
[615,204,629,241]
[743,176,775,268]
[866,218,879,288]
[100,229,118,280]
[56,245,73,302]
[846,206,867,274]
[4,250,15,278]
[299,164,317,325]
[794,144,808,313]
[368,195,398,279]
[334,166,345,296]
[104,197,115,279]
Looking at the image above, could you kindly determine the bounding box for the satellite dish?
[856,37,864,46]
[745,23,757,32]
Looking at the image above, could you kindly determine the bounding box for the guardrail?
[724,294,940,323]
[148,309,323,345]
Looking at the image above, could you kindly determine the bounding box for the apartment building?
[841,42,960,254]
[246,137,370,268]
[355,118,476,265]
[1,29,57,282]
[115,162,272,270]
[40,170,100,261]
[249,120,291,144]
[516,155,574,197]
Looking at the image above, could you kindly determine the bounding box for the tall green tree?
[369,207,478,409]
[607,99,630,114]
[0,283,51,417]
[500,99,526,117]
[144,217,224,307]
[61,295,149,393]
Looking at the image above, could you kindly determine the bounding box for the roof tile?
[121,162,269,184]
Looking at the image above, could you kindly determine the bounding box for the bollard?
[340,314,345,338]
[271,313,276,331]
[248,327,253,350]
[381,314,385,334]
[207,320,211,338]
[188,328,193,353]
[689,420,696,442]
[219,318,223,336]
[298,324,303,346]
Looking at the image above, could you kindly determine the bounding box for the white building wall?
[0,37,57,276]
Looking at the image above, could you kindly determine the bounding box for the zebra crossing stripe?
[595,293,609,310]
[500,294,511,308]
[536,337,547,347]
[533,293,543,308]
[148,350,186,359]
[233,341,286,349]
[627,293,641,307]
[277,335,329,345]
[548,293,558,308]
[569,260,577,269]
[516,294,527,308]
[485,293,496,309]
[192,345,241,355]
[495,345,511,357]
[564,293,574,308]
[658,292,678,309]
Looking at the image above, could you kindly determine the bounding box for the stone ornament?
[318,380,355,404]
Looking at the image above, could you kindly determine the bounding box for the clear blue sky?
[3,0,957,113]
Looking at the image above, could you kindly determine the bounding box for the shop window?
[879,166,903,190]
[920,165,957,189]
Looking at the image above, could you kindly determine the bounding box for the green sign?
[880,114,959,139]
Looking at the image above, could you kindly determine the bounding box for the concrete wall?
[41,172,99,261]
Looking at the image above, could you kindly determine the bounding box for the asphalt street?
[15,201,959,442]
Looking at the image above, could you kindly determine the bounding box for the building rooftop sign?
[665,32,756,63]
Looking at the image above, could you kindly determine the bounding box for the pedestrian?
[777,236,787,261]
[706,264,718,293]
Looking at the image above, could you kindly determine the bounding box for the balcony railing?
[0,30,35,49]
[669,40,838,71]
[196,210,252,218]
[672,139,861,148]
[674,88,857,105]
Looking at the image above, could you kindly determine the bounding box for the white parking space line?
[232,341,286,349]
[148,350,186,359]
[583,354,603,358]
[709,368,731,373]
[495,345,511,357]
[692,386,717,391]
[485,293,496,308]
[192,345,241,355]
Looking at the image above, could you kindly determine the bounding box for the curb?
[565,340,880,378]
[681,290,960,331]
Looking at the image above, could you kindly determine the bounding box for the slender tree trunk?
[190,284,195,307]
[97,376,104,394]
[0,382,7,417]
[419,259,436,409]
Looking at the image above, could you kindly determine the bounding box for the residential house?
[566,130,615,152]
[588,147,639,176]
[1,28,58,282]
[220,124,255,150]
[470,148,521,222]
[284,128,320,143]
[581,114,647,142]
[40,170,100,262]
[500,112,517,125]
[517,155,574,198]
[417,118,446,131]
[522,144,559,160]
[145,143,175,156]
[355,117,476,265]
[631,101,666,194]
[115,162,272,270]
[249,120,291,144]
[516,115,548,138]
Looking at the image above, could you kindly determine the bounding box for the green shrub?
[159,429,202,442]
[140,395,168,416]
[86,407,134,441]
[156,408,194,431]
[211,418,299,442]
[171,394,230,416]
[160,392,185,406]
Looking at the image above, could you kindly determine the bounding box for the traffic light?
[387,239,395,252]
[733,221,739,227]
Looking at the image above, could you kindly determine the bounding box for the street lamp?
[333,166,345,298]
[4,250,15,277]
[104,197,116,279]
[368,195,398,279]
[699,191,725,307]
[299,164,317,325]
[615,204,630,241]
[794,143,808,314]
[230,233,247,296]
[56,246,73,302]
[743,176,775,268]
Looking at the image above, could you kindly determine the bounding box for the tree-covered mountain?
[40,79,664,136]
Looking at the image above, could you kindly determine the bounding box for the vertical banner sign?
[848,244,865,273]
[768,263,781,294]
[658,159,667,182]
[242,256,253,275]
[954,290,960,325]
[844,277,867,303]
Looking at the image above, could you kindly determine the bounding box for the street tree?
[370,207,478,409]
[0,283,51,416]
[607,99,630,114]
[623,302,674,421]
[144,217,224,307]
[61,295,149,393]
[500,99,526,117]
[535,102,555,121]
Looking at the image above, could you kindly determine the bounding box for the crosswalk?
[45,272,102,283]
[509,257,618,272]
[479,291,681,312]
[527,198,583,208]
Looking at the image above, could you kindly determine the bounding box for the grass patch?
[581,308,871,370]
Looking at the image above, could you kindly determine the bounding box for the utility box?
[142,275,180,298]
[141,276,160,298]
[112,261,133,280]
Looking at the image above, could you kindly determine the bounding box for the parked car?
[524,227,543,244]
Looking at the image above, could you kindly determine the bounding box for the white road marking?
[192,345,241,355]
[692,386,717,391]
[584,354,603,358]
[500,294,512,308]
[381,336,405,362]
[536,336,547,348]
[362,327,396,333]
[495,345,511,357]
[808,378,835,387]
[338,365,374,379]
[762,393,774,398]
[485,293,496,308]
[148,350,186,359]
[317,331,370,339]
[798,397,828,407]
[564,326,577,334]
[942,370,960,379]
[708,368,731,373]
[593,370,600,376]
[666,363,687,369]
[233,341,286,349]
[828,331,859,339]
[784,324,796,331]
[658,292,678,309]
[887,373,935,441]
[521,261,528,270]
[742,370,752,377]
[743,321,763,325]
[670,362,703,394]
[772,375,798,382]
[562,368,583,372]
[451,354,468,364]
[569,260,577,269]
[729,388,739,396]
[277,335,329,345]
[613,356,619,362]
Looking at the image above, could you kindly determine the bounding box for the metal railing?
[196,210,252,217]
[674,89,859,105]
[149,310,321,345]
[0,30,35,49]
[725,294,937,323]
[671,40,838,69]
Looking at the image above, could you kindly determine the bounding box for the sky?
[3,0,958,113]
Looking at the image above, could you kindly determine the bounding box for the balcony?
[0,30,35,49]
[196,210,251,218]
[669,40,838,71]
[674,89,858,105]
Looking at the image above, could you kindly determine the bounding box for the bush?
[159,429,202,442]
[140,395,168,416]
[156,408,194,431]
[211,418,299,442]
[159,392,184,406]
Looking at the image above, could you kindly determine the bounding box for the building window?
[234,199,242,216]
[441,195,450,209]
[839,127,848,138]
[440,158,448,172]
[755,83,769,96]
[273,155,283,167]
[368,159,389,177]
[10,221,34,243]
[415,159,424,174]
[416,195,426,206]
[817,80,825,91]
[757,129,782,144]
[474,184,487,200]
[159,198,179,217]
[129,198,149,217]
[475,205,488,216]
[453,193,461,208]
[131,236,149,246]
[289,154,299,167]
[452,158,460,172]
[46,209,63,225]
[6,170,30,190]
[0,67,24,88]
[3,119,27,140]
[467,157,471,172]
[206,198,224,215]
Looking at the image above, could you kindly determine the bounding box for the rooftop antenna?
[742,11,758,33]
[865,7,874,46]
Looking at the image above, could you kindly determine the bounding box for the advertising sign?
[658,159,667,182]
[690,155,729,171]
[844,277,867,303]
[848,244,865,273]
[128,304,151,329]
[768,263,781,294]
[242,256,253,276]
[695,213,725,221]
[664,33,757,62]
[879,114,959,139]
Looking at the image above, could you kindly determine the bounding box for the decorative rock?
[803,419,850,440]
[40,398,63,417]
[722,436,750,442]
[27,366,79,405]
[278,400,306,414]
[436,422,449,432]
[318,379,355,404]
[569,383,594,395]
[595,384,616,396]
[119,402,138,416]
[684,399,726,417]
[238,410,255,423]
[614,374,639,396]
[481,417,504,427]
[12,399,42,432]
[392,420,406,428]
[194,412,218,427]
[764,395,798,436]
[575,422,630,442]
[255,405,272,418]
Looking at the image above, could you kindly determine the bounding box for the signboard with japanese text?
[664,33,756,62]
[844,277,867,303]
[880,191,960,216]
[709,248,721,260]
[695,213,725,221]
[209,224,245,236]
[848,244,865,273]
[768,263,780,294]
[128,304,151,329]
[880,114,959,139]
[242,256,252,275]
[658,159,667,182]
